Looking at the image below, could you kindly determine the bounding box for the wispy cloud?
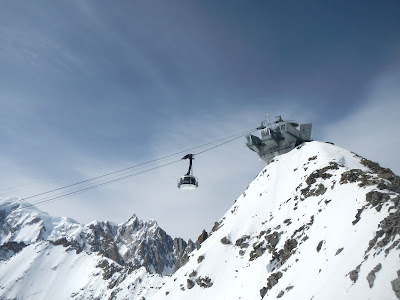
[322,68,400,174]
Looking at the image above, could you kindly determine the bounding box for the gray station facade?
[246,117,312,164]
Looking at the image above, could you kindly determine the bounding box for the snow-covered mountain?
[0,141,399,299]
[0,199,194,274]
[0,199,194,299]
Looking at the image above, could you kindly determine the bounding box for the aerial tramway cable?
[20,159,181,209]
[0,140,200,197]
[2,127,256,209]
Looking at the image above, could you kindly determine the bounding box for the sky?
[0,1,399,240]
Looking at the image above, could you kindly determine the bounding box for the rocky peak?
[150,142,400,300]
[0,200,194,275]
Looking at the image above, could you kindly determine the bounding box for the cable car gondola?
[178,154,198,190]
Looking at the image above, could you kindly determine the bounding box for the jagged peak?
[123,214,160,231]
[124,213,142,227]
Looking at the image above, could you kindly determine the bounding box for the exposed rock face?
[195,276,213,288]
[316,240,324,252]
[265,231,280,248]
[0,241,26,260]
[339,157,400,193]
[84,216,195,274]
[392,270,400,299]
[335,247,344,256]
[366,263,382,288]
[266,271,283,290]
[367,209,400,254]
[210,220,223,234]
[249,240,266,261]
[220,236,231,245]
[366,191,390,211]
[349,264,361,283]
[277,239,297,265]
[51,237,83,253]
[196,230,208,249]
[360,158,400,193]
[174,238,195,272]
[187,279,195,289]
[300,162,338,198]
[352,208,364,225]
[87,221,123,265]
[260,287,268,298]
[235,235,250,248]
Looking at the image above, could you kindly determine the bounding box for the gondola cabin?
[177,175,198,190]
[178,154,198,190]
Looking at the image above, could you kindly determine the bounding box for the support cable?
[2,127,256,209]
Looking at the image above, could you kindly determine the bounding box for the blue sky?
[1,1,399,240]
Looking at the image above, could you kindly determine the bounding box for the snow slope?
[0,141,399,299]
[151,142,400,300]
[0,241,164,299]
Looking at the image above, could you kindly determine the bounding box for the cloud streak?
[322,69,400,175]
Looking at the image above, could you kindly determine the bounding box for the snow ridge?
[152,142,400,300]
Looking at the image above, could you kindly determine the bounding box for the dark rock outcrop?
[265,231,280,248]
[195,276,213,288]
[335,247,344,256]
[273,239,297,267]
[366,191,390,211]
[0,241,26,260]
[210,221,223,234]
[367,209,400,255]
[249,241,266,261]
[316,240,324,252]
[97,259,123,281]
[366,263,382,288]
[51,237,84,254]
[339,158,400,194]
[235,235,250,248]
[301,162,338,199]
[349,264,361,283]
[352,207,365,225]
[220,236,231,245]
[260,287,268,298]
[196,230,209,249]
[392,270,400,299]
[187,279,195,289]
[361,159,400,193]
[174,238,195,272]
[266,271,283,290]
